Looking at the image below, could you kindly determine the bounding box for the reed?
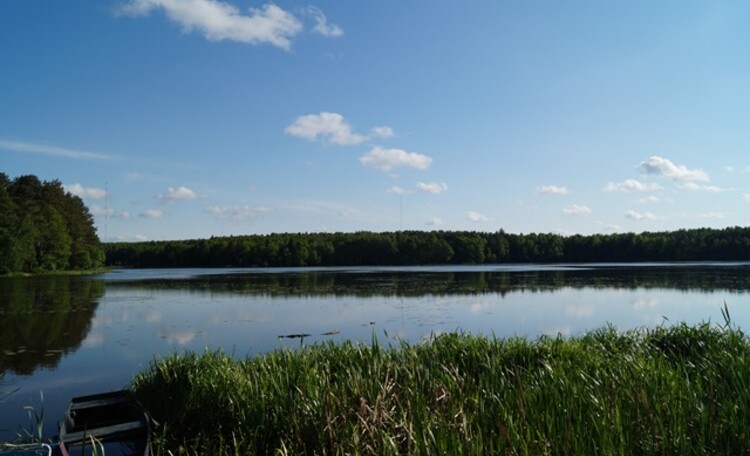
[132,320,750,455]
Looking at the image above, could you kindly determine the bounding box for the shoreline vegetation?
[132,315,750,455]
[105,226,750,269]
[0,173,104,276]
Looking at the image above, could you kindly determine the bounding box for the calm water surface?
[2,262,750,439]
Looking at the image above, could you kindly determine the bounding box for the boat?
[58,390,150,456]
[1,390,149,456]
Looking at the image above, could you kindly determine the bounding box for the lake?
[2,262,750,440]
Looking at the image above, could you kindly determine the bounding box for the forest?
[0,173,104,274]
[104,226,750,268]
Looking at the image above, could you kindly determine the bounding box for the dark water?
[2,263,750,440]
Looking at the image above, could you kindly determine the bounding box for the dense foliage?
[0,173,104,274]
[105,226,750,268]
[133,320,750,455]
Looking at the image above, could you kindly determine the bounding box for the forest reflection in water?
[2,263,750,440]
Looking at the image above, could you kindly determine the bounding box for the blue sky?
[2,0,750,241]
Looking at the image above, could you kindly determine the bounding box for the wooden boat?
[58,390,150,456]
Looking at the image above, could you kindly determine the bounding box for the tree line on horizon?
[0,173,104,274]
[104,226,750,268]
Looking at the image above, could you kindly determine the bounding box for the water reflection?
[0,277,103,376]
[105,264,750,297]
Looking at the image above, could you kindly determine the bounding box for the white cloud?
[467,211,489,223]
[562,204,592,216]
[637,156,709,182]
[302,6,342,37]
[205,205,271,220]
[140,209,165,218]
[416,182,448,194]
[387,186,409,195]
[698,212,726,219]
[427,217,445,226]
[285,112,367,146]
[89,205,131,218]
[119,0,303,50]
[0,139,113,160]
[596,221,622,232]
[157,186,203,203]
[744,194,750,202]
[359,147,432,172]
[678,183,727,192]
[625,210,657,221]
[604,179,663,192]
[64,183,108,200]
[370,126,394,139]
[535,185,569,195]
[635,195,662,204]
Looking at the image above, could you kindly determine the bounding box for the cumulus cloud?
[119,0,303,50]
[604,179,663,192]
[359,147,432,172]
[467,211,489,223]
[0,139,113,160]
[302,6,342,37]
[427,217,445,226]
[64,183,108,200]
[140,209,165,218]
[637,156,709,182]
[625,210,657,221]
[387,186,409,195]
[205,205,272,220]
[562,204,592,216]
[535,185,568,195]
[416,182,448,194]
[285,112,367,146]
[157,186,203,203]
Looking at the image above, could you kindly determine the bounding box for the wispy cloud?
[157,186,203,203]
[387,186,409,195]
[678,183,727,192]
[205,205,272,220]
[697,212,726,219]
[0,139,114,160]
[89,205,132,219]
[625,210,657,221]
[604,179,662,192]
[635,195,662,204]
[467,210,489,223]
[416,182,448,194]
[64,183,108,200]
[359,147,432,172]
[302,6,342,37]
[637,156,709,182]
[119,0,303,50]
[140,209,165,218]
[370,126,394,139]
[562,204,592,216]
[535,185,568,195]
[427,217,445,226]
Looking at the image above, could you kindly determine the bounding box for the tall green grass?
[132,320,750,455]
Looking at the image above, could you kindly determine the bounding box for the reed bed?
[131,320,750,455]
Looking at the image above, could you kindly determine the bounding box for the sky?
[2,1,750,242]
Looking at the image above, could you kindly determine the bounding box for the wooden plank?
[61,420,147,444]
